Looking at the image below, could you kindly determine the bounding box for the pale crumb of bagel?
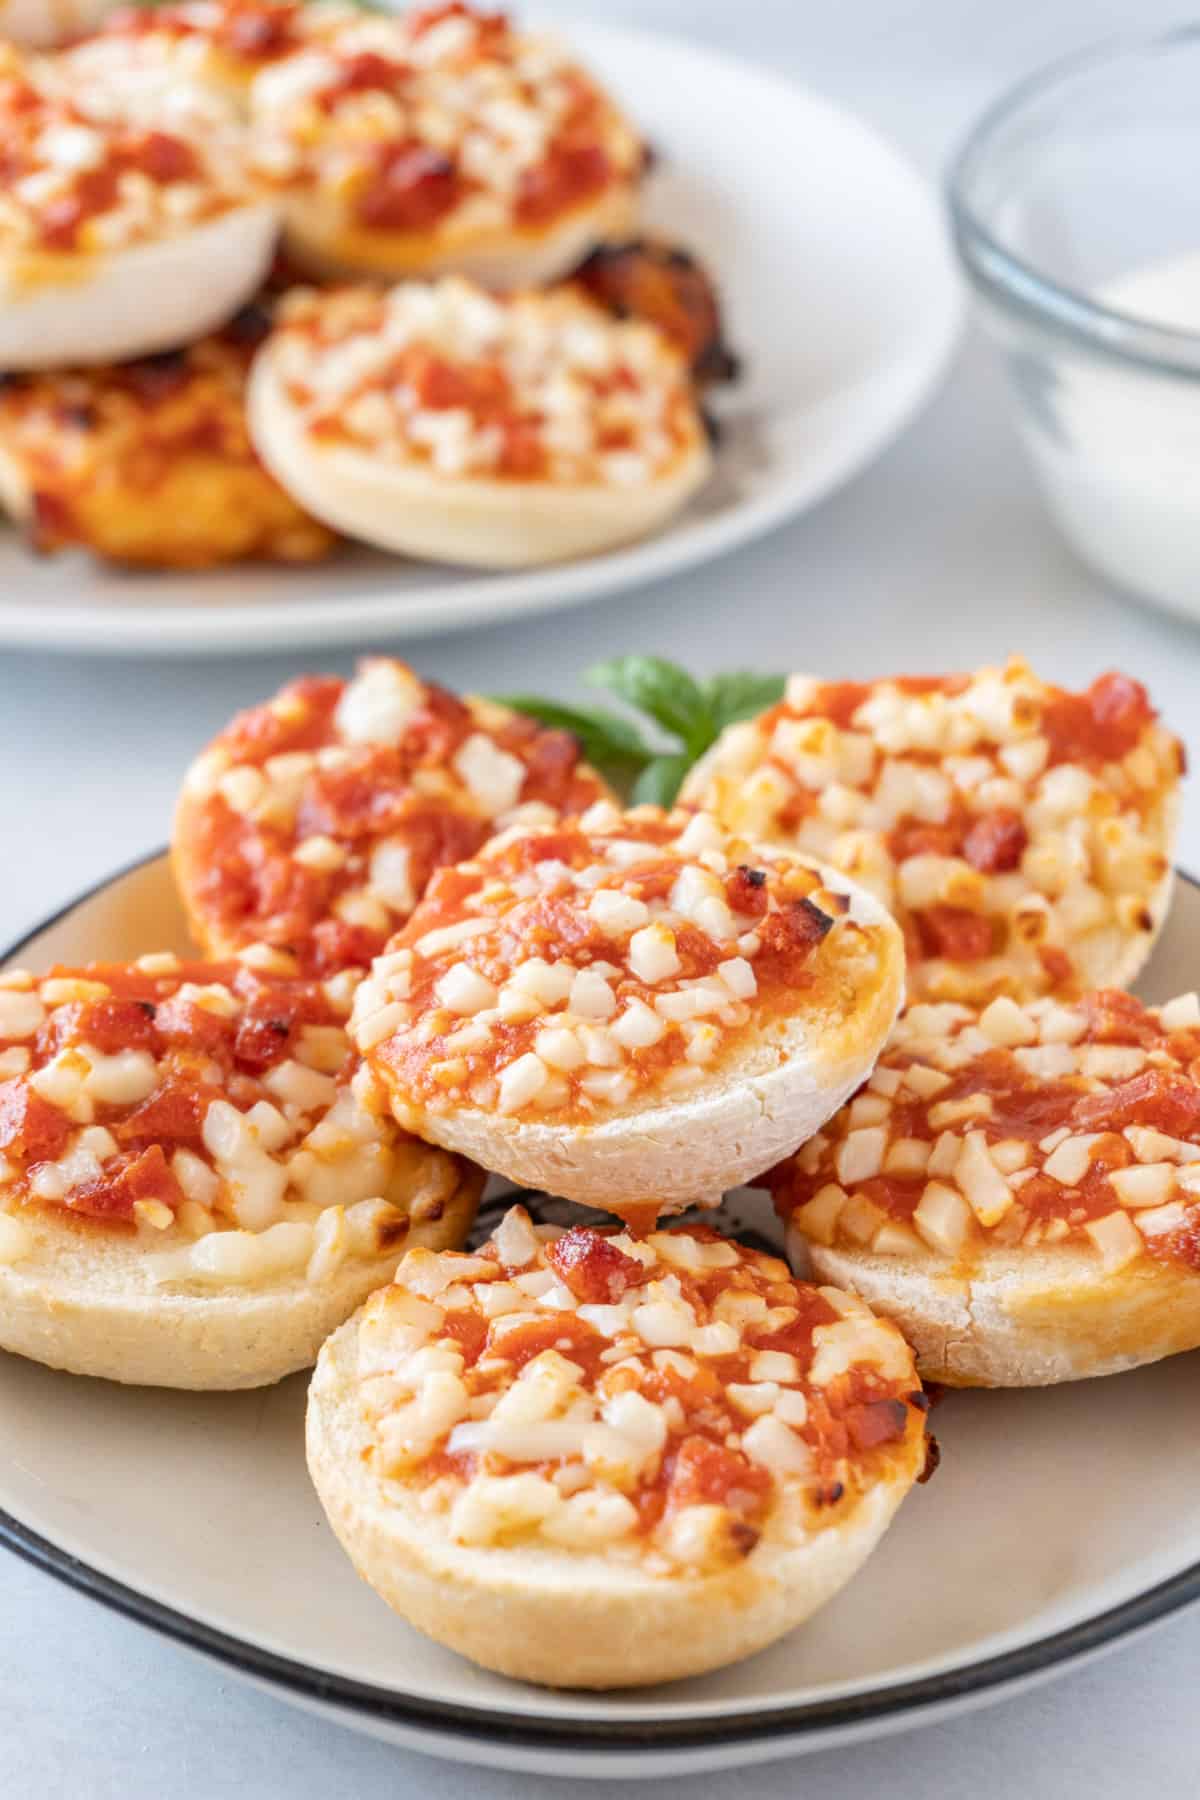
[0,1212,33,1263]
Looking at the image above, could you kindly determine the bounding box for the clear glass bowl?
[948,27,1200,622]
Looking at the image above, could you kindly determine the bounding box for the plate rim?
[1,848,1197,1758]
[0,14,963,656]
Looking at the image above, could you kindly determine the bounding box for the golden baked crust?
[0,304,333,568]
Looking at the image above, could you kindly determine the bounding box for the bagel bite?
[682,661,1182,1004]
[0,956,481,1387]
[0,44,276,369]
[172,658,614,978]
[246,1,644,285]
[307,1205,929,1688]
[352,804,905,1216]
[248,277,711,567]
[0,302,333,568]
[774,988,1200,1387]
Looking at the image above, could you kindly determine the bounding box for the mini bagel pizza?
[681,661,1182,1005]
[0,43,276,369]
[307,1205,929,1688]
[172,658,613,978]
[351,803,905,1216]
[0,302,333,568]
[247,277,711,567]
[773,988,1200,1387]
[0,955,482,1387]
[246,1,644,285]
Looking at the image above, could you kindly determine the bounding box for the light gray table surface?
[3,2,1199,1793]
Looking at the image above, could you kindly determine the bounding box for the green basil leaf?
[631,752,694,807]
[702,671,787,734]
[493,695,652,774]
[586,656,712,756]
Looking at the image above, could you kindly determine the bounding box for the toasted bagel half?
[682,660,1182,1005]
[0,956,481,1387]
[775,988,1200,1385]
[307,1206,929,1688]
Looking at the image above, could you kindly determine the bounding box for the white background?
[3,1,1199,1792]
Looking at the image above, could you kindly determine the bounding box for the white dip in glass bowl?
[949,27,1200,623]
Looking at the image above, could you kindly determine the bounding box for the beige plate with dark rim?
[0,851,1196,1778]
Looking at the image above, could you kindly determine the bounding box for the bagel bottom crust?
[798,1234,1200,1388]
[276,183,639,288]
[306,1312,925,1689]
[0,1169,481,1390]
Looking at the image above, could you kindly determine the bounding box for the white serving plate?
[0,851,1197,1776]
[0,19,962,656]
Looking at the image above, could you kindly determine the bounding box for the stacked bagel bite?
[4,649,1186,1690]
[0,0,731,570]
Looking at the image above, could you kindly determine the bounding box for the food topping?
[572,239,740,386]
[355,1207,922,1569]
[0,43,253,258]
[0,957,462,1283]
[248,2,642,239]
[180,658,611,973]
[74,0,312,91]
[683,661,1182,1002]
[352,803,882,1122]
[775,988,1200,1275]
[0,306,333,567]
[270,278,702,486]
